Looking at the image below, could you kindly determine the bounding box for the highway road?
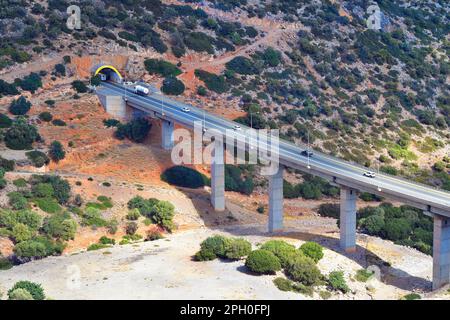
[100,81,450,216]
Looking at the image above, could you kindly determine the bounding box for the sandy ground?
[1,213,449,300]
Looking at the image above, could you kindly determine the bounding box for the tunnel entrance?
[93,65,123,83]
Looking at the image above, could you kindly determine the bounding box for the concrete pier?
[268,165,284,233]
[340,187,357,252]
[433,215,450,290]
[211,140,225,211]
[97,91,127,119]
[161,120,174,150]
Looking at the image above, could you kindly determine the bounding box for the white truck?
[134,85,149,96]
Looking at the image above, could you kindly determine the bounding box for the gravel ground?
[0,224,444,300]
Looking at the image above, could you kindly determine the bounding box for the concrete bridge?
[96,79,450,290]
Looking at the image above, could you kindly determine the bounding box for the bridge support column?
[161,120,174,150]
[433,215,450,290]
[340,187,357,252]
[268,166,284,233]
[211,141,225,211]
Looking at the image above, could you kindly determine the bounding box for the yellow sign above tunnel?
[94,65,123,79]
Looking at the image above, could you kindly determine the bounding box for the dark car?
[301,150,313,157]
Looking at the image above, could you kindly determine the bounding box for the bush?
[225,238,252,260]
[49,141,66,161]
[39,112,53,122]
[273,277,293,292]
[285,255,322,286]
[300,242,324,263]
[401,293,421,300]
[355,269,374,282]
[328,271,349,293]
[99,236,115,245]
[195,235,232,261]
[260,240,298,268]
[226,56,258,75]
[72,80,88,93]
[0,113,12,128]
[115,118,151,143]
[0,178,6,190]
[81,207,107,227]
[126,208,141,221]
[13,178,27,188]
[29,175,71,204]
[42,212,77,241]
[150,200,175,232]
[144,59,182,77]
[26,150,50,167]
[9,96,31,115]
[33,183,54,198]
[194,69,229,93]
[161,76,185,95]
[8,192,28,210]
[146,229,164,241]
[13,240,47,258]
[161,166,207,188]
[8,288,34,300]
[12,223,33,242]
[52,119,66,126]
[245,249,281,274]
[87,243,110,251]
[317,203,339,219]
[34,198,61,214]
[125,222,138,235]
[0,256,13,270]
[8,280,45,300]
[5,118,39,150]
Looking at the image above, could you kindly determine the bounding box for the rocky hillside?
[0,0,449,190]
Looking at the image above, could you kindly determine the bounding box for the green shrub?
[355,269,374,282]
[72,80,88,93]
[4,118,39,150]
[245,249,281,274]
[317,203,339,219]
[25,150,50,167]
[49,141,66,161]
[0,256,13,270]
[273,277,293,292]
[328,271,349,293]
[285,255,322,286]
[0,178,6,190]
[161,76,185,95]
[195,235,232,261]
[144,59,182,77]
[114,118,151,143]
[81,207,107,227]
[87,243,110,251]
[29,175,71,204]
[52,119,67,126]
[226,56,258,75]
[33,183,54,198]
[300,242,324,263]
[99,236,115,245]
[161,166,207,188]
[14,240,47,258]
[39,112,53,122]
[8,192,28,210]
[319,290,332,300]
[194,69,229,93]
[225,238,252,260]
[150,200,175,232]
[42,212,77,241]
[0,113,12,128]
[292,282,315,297]
[8,288,34,300]
[34,197,61,214]
[401,293,421,300]
[8,281,45,300]
[126,208,141,221]
[9,96,31,115]
[12,223,33,242]
[260,240,298,268]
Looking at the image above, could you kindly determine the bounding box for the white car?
[182,107,190,112]
[124,81,134,86]
[363,171,376,178]
[233,125,242,131]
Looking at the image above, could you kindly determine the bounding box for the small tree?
[285,255,322,286]
[161,76,185,95]
[151,200,175,232]
[71,80,88,93]
[328,271,350,293]
[225,238,252,260]
[5,118,39,150]
[8,281,45,300]
[49,141,66,162]
[8,288,34,300]
[9,96,32,115]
